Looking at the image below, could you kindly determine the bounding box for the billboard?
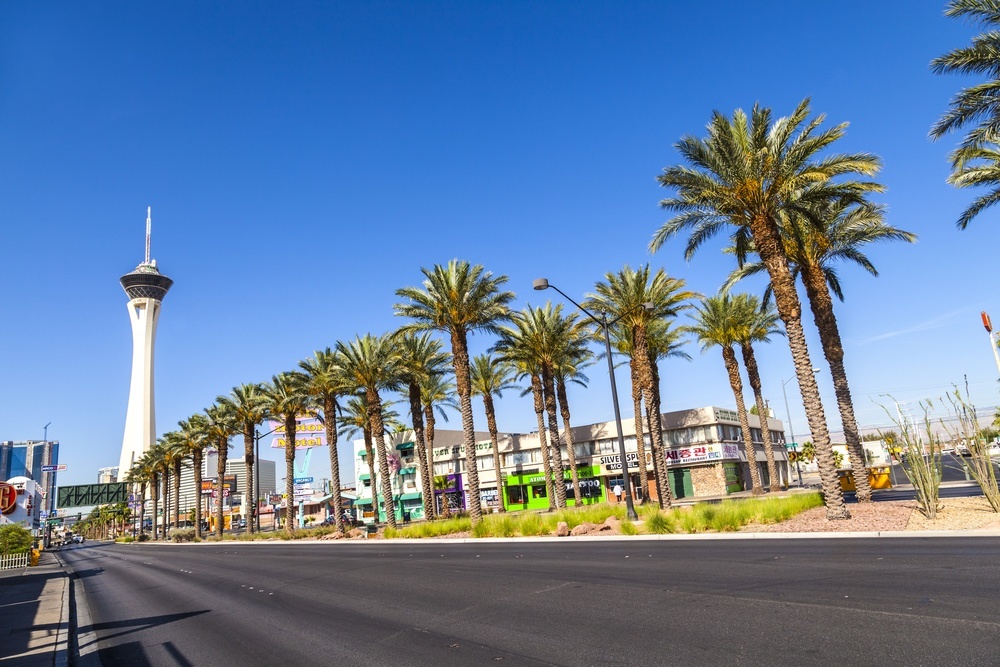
[268,415,326,450]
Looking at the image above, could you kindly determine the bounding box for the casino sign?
[0,482,16,515]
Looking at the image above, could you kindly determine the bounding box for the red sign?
[0,483,16,515]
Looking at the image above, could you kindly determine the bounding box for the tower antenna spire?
[145,206,152,265]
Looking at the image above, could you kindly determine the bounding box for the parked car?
[236,519,247,529]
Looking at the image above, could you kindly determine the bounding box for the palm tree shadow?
[79,609,210,647]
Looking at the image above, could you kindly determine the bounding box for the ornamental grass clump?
[941,387,1000,513]
[880,398,942,518]
[644,511,679,534]
[517,513,546,536]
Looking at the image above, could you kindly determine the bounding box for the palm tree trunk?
[161,472,169,537]
[284,415,297,535]
[800,264,873,502]
[324,394,346,533]
[172,462,181,531]
[409,382,436,521]
[646,356,668,506]
[635,326,672,509]
[556,376,582,505]
[541,367,568,509]
[192,451,203,539]
[216,439,228,538]
[749,215,848,519]
[368,388,398,529]
[422,405,438,520]
[243,426,256,534]
[723,345,764,494]
[741,343,780,492]
[483,392,506,513]
[630,362,650,503]
[450,329,483,524]
[530,374,556,510]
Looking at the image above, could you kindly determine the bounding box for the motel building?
[353,406,790,523]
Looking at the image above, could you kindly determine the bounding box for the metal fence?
[0,552,30,570]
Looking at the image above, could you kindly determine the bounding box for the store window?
[531,485,547,499]
[507,485,526,504]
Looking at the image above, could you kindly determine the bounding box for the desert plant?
[880,399,943,519]
[620,521,638,535]
[941,387,1000,512]
[168,527,197,543]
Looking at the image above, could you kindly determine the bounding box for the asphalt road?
[57,535,1000,666]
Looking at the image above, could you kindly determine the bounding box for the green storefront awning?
[398,467,415,475]
[357,451,366,458]
[400,492,422,501]
[355,498,373,506]
[395,441,415,451]
[359,474,371,481]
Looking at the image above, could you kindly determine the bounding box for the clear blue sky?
[2,1,998,489]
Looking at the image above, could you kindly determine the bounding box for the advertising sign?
[598,452,652,474]
[663,443,740,467]
[268,416,326,450]
[293,477,314,484]
[0,483,16,515]
[202,477,237,493]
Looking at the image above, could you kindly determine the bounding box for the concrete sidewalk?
[0,550,69,666]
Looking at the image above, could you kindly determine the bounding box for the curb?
[53,559,69,667]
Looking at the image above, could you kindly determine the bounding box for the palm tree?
[555,350,592,506]
[724,200,915,501]
[395,260,515,525]
[216,384,268,534]
[932,1,1000,228]
[336,334,403,528]
[419,371,459,517]
[339,394,404,521]
[160,431,187,532]
[493,308,560,510]
[686,294,764,495]
[470,353,520,513]
[734,297,783,493]
[299,349,350,533]
[650,100,881,519]
[176,414,210,539]
[394,332,451,522]
[586,265,697,509]
[205,403,238,538]
[261,372,313,535]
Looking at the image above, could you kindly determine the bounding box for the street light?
[42,422,52,548]
[781,369,821,487]
[534,277,651,521]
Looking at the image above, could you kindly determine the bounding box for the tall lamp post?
[781,369,820,488]
[43,422,52,548]
[254,425,279,532]
[534,278,650,521]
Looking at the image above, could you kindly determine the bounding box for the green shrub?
[620,520,638,535]
[0,524,33,555]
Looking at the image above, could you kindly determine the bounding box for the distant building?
[97,467,119,484]
[0,440,60,519]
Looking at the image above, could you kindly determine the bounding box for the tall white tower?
[118,207,173,474]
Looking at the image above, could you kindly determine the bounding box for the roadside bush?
[168,527,197,543]
[620,520,638,535]
[0,524,33,555]
[137,533,150,542]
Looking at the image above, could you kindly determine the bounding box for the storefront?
[503,466,604,510]
[434,473,464,514]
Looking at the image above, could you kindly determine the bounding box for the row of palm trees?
[115,104,918,529]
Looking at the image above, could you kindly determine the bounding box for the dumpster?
[837,468,892,491]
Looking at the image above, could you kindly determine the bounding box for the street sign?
[293,477,313,484]
[39,510,50,519]
[785,442,799,450]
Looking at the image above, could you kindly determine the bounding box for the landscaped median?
[136,494,824,542]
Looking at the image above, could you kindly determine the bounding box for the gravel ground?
[744,495,1000,533]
